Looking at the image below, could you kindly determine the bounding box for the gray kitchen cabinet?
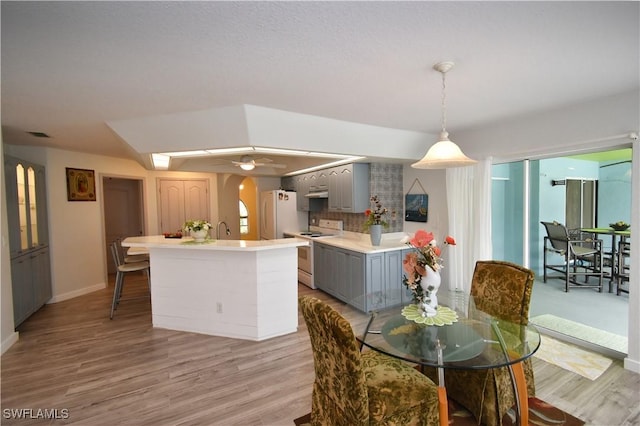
[366,253,386,311]
[365,251,404,311]
[11,247,53,325]
[4,156,52,327]
[295,173,311,211]
[314,242,365,308]
[280,176,295,191]
[315,169,329,191]
[315,241,404,313]
[314,241,335,296]
[385,249,404,307]
[327,163,370,213]
[336,247,366,309]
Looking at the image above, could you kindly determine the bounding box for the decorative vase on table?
[191,229,208,242]
[369,224,383,246]
[419,265,441,317]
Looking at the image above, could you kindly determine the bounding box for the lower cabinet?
[10,246,52,326]
[314,242,405,313]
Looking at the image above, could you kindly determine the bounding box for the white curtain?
[445,158,493,293]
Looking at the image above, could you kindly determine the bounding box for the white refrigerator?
[260,190,306,240]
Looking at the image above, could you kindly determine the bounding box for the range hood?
[304,191,329,198]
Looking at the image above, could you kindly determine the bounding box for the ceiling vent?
[27,131,51,138]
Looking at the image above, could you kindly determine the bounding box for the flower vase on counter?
[363,195,388,247]
[191,229,208,242]
[369,224,382,246]
[183,219,212,243]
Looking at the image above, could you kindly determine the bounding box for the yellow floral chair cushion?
[299,295,440,425]
[423,260,536,426]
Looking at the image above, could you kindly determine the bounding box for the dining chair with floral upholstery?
[299,295,440,426]
[423,260,536,426]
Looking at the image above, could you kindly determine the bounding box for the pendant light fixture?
[412,61,476,169]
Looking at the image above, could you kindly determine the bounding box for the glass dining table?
[355,291,541,426]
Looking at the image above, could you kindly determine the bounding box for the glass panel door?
[491,161,525,265]
[16,164,28,250]
[28,167,39,246]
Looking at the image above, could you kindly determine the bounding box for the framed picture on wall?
[405,193,428,222]
[66,167,96,201]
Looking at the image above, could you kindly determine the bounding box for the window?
[239,200,249,234]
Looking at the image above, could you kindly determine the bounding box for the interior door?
[159,179,209,234]
[103,177,144,273]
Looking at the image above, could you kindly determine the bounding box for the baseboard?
[1,331,19,355]
[623,357,640,374]
[534,325,627,360]
[47,282,106,303]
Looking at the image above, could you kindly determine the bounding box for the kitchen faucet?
[216,221,231,240]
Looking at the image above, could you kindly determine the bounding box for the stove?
[286,219,343,240]
[286,220,343,289]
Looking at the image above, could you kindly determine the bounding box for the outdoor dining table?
[580,227,631,291]
[356,291,541,426]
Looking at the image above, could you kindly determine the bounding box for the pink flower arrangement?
[402,230,456,304]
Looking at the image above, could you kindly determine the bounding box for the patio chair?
[617,240,630,295]
[541,221,604,292]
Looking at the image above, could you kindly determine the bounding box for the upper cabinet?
[295,173,310,211]
[292,162,369,212]
[4,156,49,256]
[328,163,370,213]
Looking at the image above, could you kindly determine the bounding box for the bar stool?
[110,241,150,319]
[116,237,149,263]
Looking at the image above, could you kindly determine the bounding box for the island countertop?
[122,235,309,251]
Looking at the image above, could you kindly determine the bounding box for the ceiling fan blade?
[254,162,287,169]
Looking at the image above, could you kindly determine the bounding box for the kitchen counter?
[123,235,309,251]
[121,235,308,341]
[311,231,409,254]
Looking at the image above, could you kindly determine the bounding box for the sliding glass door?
[491,161,526,266]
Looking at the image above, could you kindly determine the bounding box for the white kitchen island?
[122,235,309,341]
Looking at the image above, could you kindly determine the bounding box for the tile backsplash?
[310,163,404,233]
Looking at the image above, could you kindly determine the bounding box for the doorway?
[102,176,145,274]
[491,148,632,352]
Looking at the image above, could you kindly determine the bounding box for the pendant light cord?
[441,70,447,134]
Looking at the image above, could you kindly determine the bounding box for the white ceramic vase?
[191,229,208,242]
[420,265,441,317]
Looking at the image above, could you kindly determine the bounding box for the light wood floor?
[1,274,639,425]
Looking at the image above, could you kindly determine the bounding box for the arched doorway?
[239,177,258,240]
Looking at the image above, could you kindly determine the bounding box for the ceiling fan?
[230,155,287,170]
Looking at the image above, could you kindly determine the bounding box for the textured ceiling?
[1,1,638,173]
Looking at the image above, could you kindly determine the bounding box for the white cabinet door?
[159,179,209,233]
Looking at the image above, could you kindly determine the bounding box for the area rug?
[293,397,584,425]
[531,314,627,354]
[532,333,612,380]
